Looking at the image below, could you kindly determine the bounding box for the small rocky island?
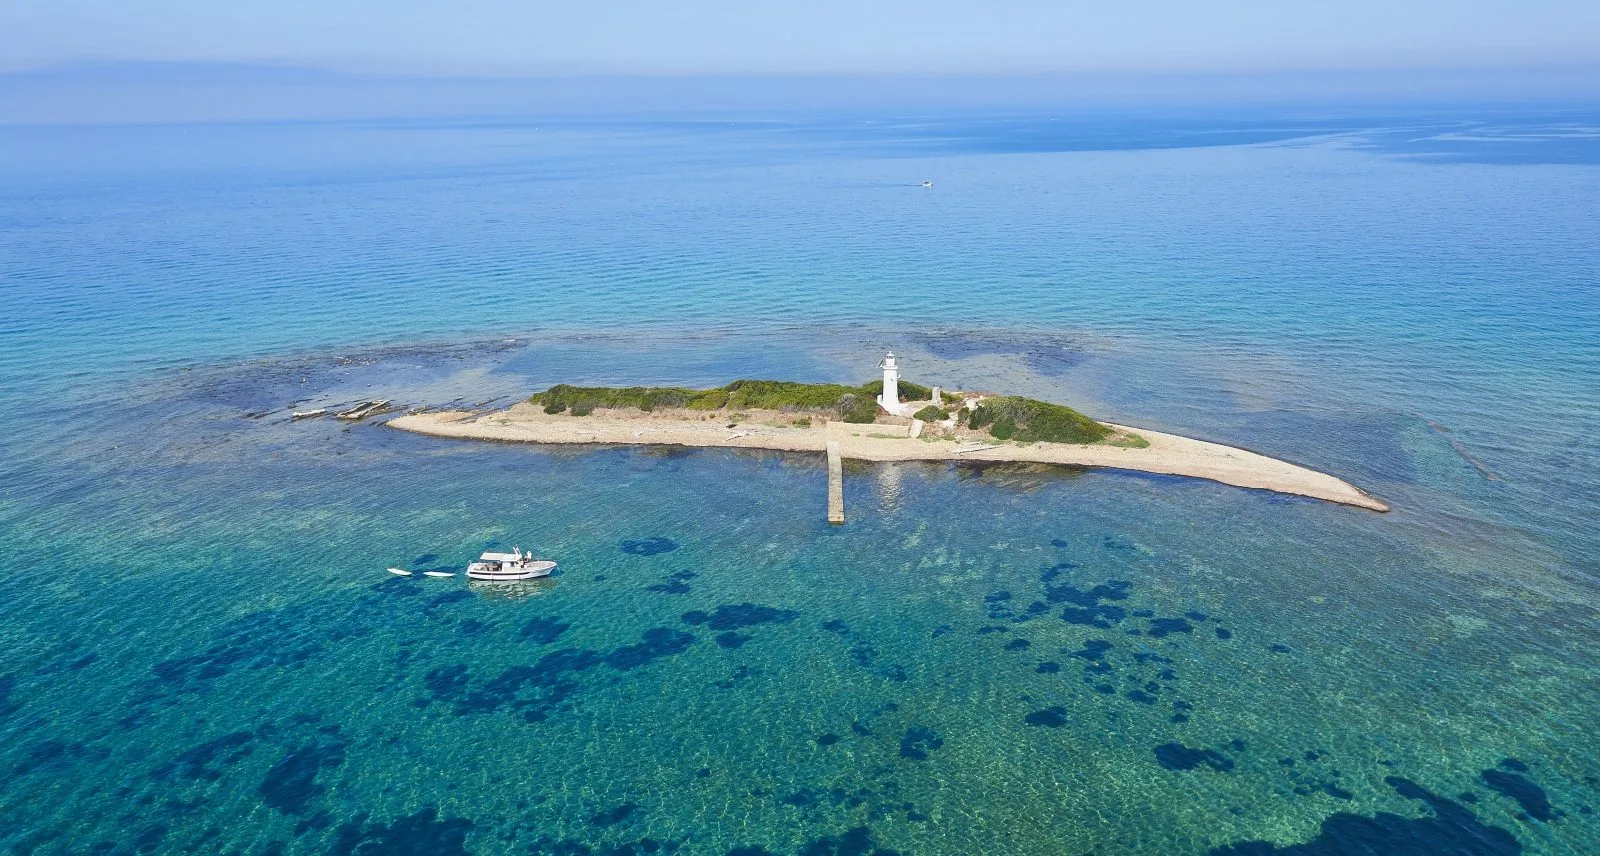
[387,354,1388,513]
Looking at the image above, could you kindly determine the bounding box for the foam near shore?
[387,403,1389,511]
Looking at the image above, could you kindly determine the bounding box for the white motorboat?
[466,547,556,582]
[387,567,413,576]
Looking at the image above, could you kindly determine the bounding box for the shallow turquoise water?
[0,111,1597,854]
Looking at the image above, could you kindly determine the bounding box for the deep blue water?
[0,108,1597,855]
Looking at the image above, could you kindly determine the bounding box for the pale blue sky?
[3,0,1599,75]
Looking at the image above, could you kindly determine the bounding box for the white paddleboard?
[423,571,456,578]
[387,568,413,576]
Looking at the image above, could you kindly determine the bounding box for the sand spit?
[387,403,1388,512]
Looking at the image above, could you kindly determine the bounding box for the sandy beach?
[387,403,1389,511]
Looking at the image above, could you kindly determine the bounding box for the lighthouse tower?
[877,352,902,415]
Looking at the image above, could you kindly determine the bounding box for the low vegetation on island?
[531,379,932,424]
[960,396,1111,444]
[526,379,1135,446]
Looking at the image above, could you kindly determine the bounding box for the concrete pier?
[827,440,845,524]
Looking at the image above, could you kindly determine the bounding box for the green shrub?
[913,405,946,421]
[841,394,878,423]
[529,377,941,424]
[861,379,933,402]
[724,380,865,411]
[528,383,692,414]
[966,397,1107,444]
[688,389,729,410]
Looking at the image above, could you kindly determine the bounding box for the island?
[384,354,1388,514]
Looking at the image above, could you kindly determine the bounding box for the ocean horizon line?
[5,61,1600,126]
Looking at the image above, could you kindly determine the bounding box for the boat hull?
[466,568,554,581]
[466,560,556,582]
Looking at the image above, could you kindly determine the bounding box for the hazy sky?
[3,0,1599,75]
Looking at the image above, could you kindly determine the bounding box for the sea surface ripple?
[0,110,1596,855]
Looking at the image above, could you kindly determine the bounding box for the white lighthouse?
[877,352,906,416]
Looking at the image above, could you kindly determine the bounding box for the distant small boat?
[292,409,327,420]
[387,568,413,576]
[467,547,556,582]
[423,571,456,578]
[922,180,933,188]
